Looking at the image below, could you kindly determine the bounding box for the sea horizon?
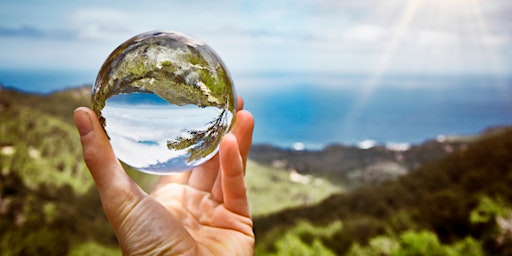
[2,69,512,151]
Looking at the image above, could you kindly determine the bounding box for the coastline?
[2,72,512,152]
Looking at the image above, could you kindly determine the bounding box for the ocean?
[237,73,512,149]
[0,69,96,93]
[2,69,512,150]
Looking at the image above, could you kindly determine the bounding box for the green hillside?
[1,87,118,255]
[254,127,512,255]
[0,86,340,255]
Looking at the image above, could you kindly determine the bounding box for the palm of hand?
[151,181,253,255]
[113,177,253,255]
[105,138,254,255]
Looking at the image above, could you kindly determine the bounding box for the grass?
[246,160,343,217]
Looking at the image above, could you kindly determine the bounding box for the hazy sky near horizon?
[0,0,511,75]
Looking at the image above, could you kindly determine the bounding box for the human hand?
[73,97,254,255]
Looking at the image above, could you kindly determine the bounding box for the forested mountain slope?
[254,126,512,255]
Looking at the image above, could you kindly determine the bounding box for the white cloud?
[343,24,386,42]
[72,8,136,41]
[416,30,458,47]
[480,34,511,46]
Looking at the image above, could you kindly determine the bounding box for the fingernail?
[74,108,93,136]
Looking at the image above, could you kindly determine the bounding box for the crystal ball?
[92,31,237,174]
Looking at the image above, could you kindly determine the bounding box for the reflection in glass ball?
[92,31,237,174]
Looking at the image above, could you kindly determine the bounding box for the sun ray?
[340,0,425,140]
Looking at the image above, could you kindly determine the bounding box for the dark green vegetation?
[1,84,511,255]
[253,126,512,255]
[0,86,122,255]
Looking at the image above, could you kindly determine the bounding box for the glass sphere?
[92,31,237,174]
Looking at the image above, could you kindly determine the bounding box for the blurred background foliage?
[1,86,512,255]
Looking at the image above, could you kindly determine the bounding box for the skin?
[73,97,255,255]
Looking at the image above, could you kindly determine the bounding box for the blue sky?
[0,0,511,76]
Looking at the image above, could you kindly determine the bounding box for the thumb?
[74,107,145,225]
